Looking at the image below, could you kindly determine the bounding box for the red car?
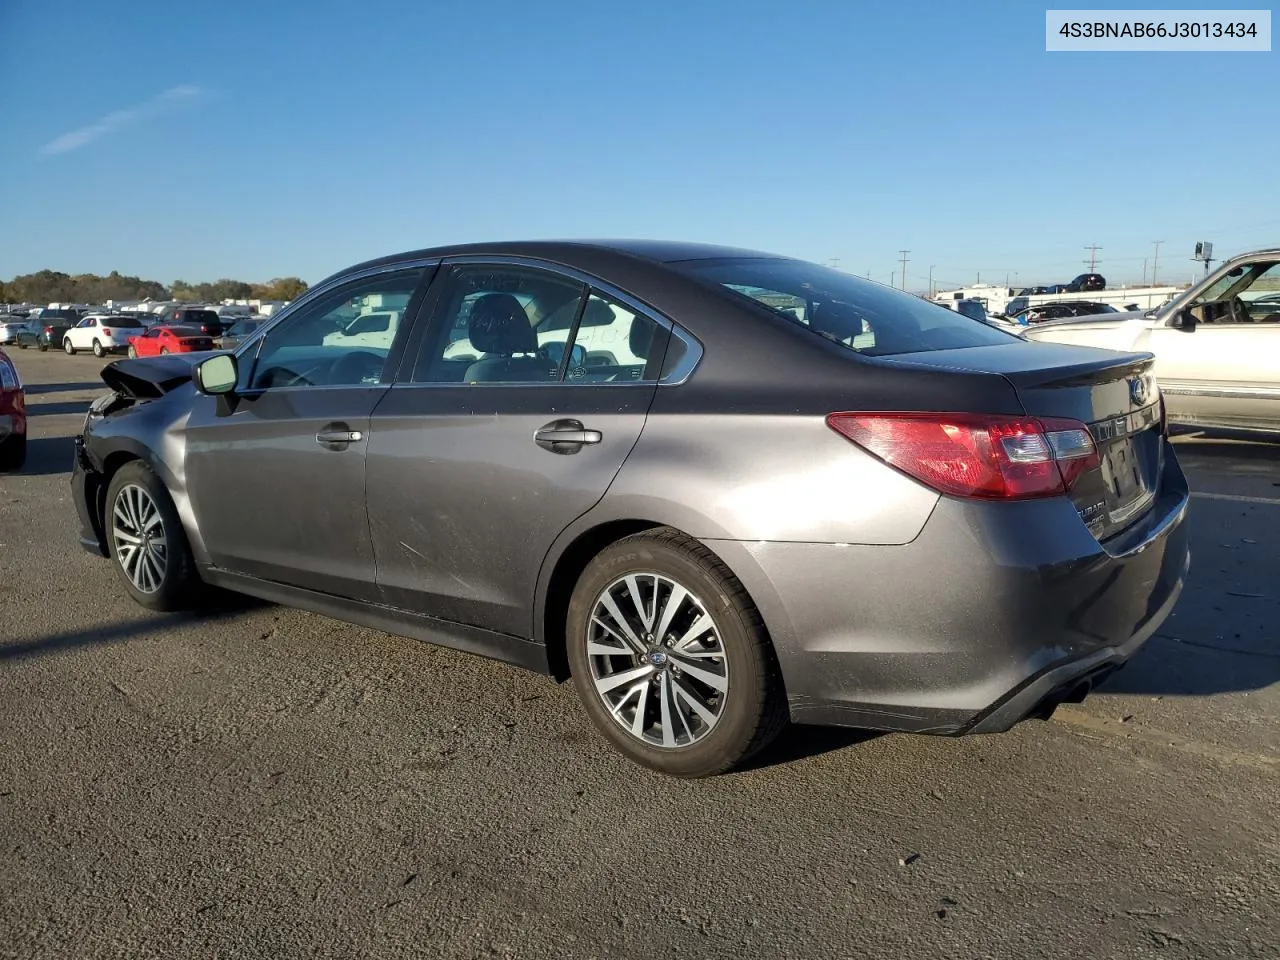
[0,348,26,471]
[126,325,217,358]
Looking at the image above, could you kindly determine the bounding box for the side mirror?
[1170,309,1198,333]
[195,353,239,394]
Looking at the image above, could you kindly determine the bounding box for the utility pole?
[828,257,840,270]
[898,250,910,292]
[928,265,936,298]
[1084,244,1102,272]
[1142,258,1148,284]
[1151,240,1163,285]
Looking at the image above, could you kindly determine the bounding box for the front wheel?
[63,338,76,355]
[566,528,787,777]
[104,461,204,611]
[92,339,106,358]
[38,343,48,351]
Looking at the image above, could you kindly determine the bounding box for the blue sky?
[1,0,1276,291]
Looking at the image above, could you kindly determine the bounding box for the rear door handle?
[534,419,602,453]
[316,424,364,447]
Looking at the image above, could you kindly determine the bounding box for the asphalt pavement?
[2,348,1277,960]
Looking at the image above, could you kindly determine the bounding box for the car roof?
[338,239,789,280]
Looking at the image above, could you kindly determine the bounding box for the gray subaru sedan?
[71,241,1190,777]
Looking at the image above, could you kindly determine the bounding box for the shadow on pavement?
[26,400,93,418]
[23,381,103,395]
[739,724,881,771]
[0,598,270,663]
[19,435,75,476]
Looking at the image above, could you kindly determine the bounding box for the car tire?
[63,338,76,355]
[17,342,27,349]
[0,432,26,472]
[128,345,137,359]
[104,461,204,612]
[92,339,106,358]
[38,343,48,352]
[566,528,787,777]
[160,348,170,355]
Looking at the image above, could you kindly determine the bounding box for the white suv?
[63,314,147,357]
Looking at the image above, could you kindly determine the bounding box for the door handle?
[534,419,602,453]
[316,425,364,446]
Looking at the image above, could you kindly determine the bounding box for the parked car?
[26,317,73,351]
[0,317,26,345]
[1023,246,1280,433]
[0,347,26,471]
[1066,273,1107,293]
[71,240,1190,777]
[157,307,228,339]
[126,325,217,358]
[215,317,265,350]
[62,314,148,356]
[1008,301,1119,325]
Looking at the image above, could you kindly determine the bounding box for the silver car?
[71,241,1191,776]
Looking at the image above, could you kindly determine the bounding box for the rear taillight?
[101,327,112,336]
[826,412,1100,500]
[43,326,53,334]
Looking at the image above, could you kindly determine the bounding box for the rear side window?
[678,258,1017,357]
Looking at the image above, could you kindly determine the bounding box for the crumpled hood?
[99,351,218,399]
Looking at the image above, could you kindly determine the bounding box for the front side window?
[679,258,1018,357]
[414,265,586,384]
[247,267,425,390]
[1189,260,1280,323]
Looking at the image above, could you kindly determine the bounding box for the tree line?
[0,270,309,306]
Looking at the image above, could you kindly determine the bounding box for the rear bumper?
[707,440,1192,736]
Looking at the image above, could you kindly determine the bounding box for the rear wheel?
[566,529,786,777]
[38,342,48,352]
[160,347,170,355]
[105,462,203,611]
[92,339,106,358]
[0,432,25,472]
[63,338,75,355]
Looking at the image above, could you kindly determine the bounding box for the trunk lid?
[885,342,1164,540]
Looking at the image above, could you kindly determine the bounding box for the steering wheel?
[329,350,385,385]
[1229,297,1253,324]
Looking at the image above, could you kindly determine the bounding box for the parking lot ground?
[2,349,1277,960]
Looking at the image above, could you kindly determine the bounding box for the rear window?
[110,317,144,328]
[168,326,202,336]
[678,258,1017,357]
[183,310,219,323]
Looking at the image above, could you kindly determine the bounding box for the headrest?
[810,301,866,341]
[469,293,536,354]
[580,298,616,326]
[630,316,657,359]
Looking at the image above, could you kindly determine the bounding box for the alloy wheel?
[586,573,729,749]
[111,484,168,593]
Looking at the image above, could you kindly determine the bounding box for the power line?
[898,250,910,291]
[1084,244,1102,272]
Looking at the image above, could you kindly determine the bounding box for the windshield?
[677,258,1018,356]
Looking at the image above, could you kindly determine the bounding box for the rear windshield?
[110,317,144,328]
[677,258,1017,356]
[168,326,202,336]
[183,310,219,323]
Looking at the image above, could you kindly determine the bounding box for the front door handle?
[316,423,364,447]
[534,419,602,454]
